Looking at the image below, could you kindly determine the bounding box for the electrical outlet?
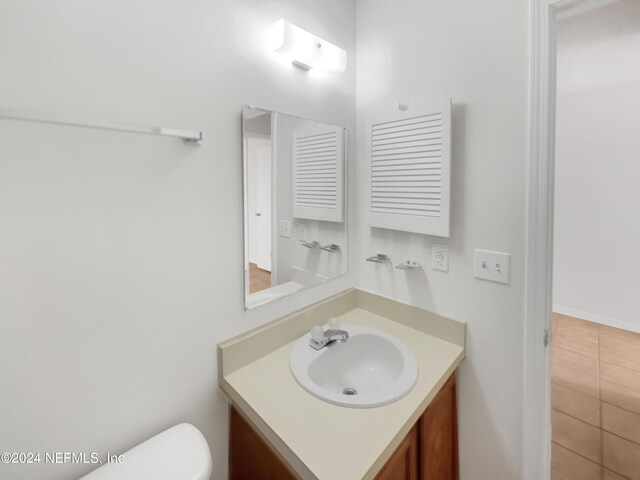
[279,220,291,238]
[474,249,510,284]
[432,244,449,272]
[298,224,307,241]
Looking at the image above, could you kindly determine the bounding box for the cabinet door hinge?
[543,328,549,347]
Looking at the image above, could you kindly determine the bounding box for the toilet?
[79,423,212,480]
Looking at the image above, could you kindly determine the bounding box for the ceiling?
[556,0,640,95]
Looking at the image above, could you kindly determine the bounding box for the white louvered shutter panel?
[369,98,451,236]
[293,123,344,223]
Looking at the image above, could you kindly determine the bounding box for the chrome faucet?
[309,326,349,350]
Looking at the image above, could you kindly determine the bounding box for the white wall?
[356,0,528,478]
[553,82,640,332]
[0,1,355,479]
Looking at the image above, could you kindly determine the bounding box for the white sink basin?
[290,324,418,408]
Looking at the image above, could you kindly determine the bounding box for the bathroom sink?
[290,324,418,408]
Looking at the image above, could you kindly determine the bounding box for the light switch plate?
[432,244,449,272]
[474,249,510,284]
[279,220,291,238]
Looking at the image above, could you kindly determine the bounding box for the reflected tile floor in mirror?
[249,263,271,294]
[550,313,640,480]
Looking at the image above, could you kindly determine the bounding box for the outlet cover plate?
[279,220,291,238]
[474,249,510,284]
[298,224,307,241]
[432,244,449,272]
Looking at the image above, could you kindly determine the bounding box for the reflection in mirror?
[243,106,347,309]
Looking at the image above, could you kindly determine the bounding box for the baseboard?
[553,305,640,334]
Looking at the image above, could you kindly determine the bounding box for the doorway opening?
[243,110,273,295]
[550,1,640,478]
[526,1,640,479]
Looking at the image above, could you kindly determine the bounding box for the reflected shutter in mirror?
[293,124,344,223]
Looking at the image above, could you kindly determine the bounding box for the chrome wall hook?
[366,254,390,263]
[320,244,341,253]
[395,260,422,271]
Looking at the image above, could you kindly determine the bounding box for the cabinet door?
[229,407,296,480]
[420,374,459,480]
[375,424,419,480]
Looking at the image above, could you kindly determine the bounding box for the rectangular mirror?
[243,106,347,309]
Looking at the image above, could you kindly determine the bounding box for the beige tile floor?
[551,313,640,480]
[248,262,271,294]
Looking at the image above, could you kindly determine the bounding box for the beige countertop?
[218,289,466,480]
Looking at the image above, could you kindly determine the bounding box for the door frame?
[523,0,599,478]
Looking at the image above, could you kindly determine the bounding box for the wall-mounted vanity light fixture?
[272,19,347,73]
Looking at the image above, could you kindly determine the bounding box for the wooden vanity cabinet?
[376,373,458,480]
[229,407,297,480]
[374,423,419,480]
[229,373,458,480]
[419,373,458,480]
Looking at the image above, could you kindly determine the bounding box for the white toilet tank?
[79,423,212,480]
